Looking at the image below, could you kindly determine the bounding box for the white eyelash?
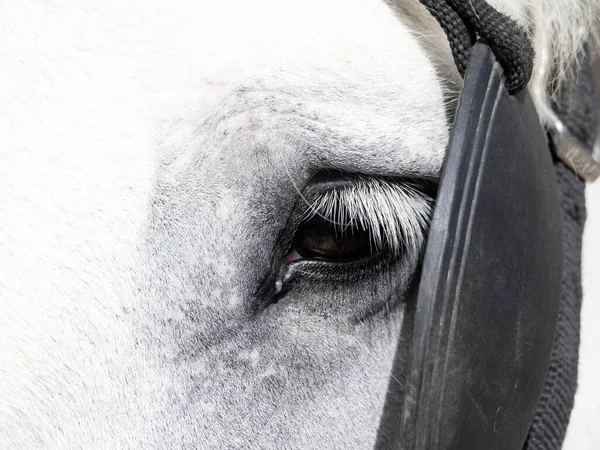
[303,178,433,256]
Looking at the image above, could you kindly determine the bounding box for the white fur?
[0,0,597,448]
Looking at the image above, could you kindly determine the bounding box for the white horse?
[1,0,598,448]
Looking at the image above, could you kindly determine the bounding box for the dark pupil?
[295,216,373,260]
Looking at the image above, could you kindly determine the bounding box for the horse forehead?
[2,0,445,137]
[2,0,441,98]
[2,0,421,52]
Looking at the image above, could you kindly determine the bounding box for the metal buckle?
[547,114,600,182]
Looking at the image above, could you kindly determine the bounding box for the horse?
[1,0,598,448]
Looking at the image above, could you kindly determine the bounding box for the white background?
[563,181,600,449]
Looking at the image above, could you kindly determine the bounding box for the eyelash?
[294,178,434,259]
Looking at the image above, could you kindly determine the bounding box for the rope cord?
[418,0,534,94]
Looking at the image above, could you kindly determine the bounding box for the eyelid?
[298,176,434,256]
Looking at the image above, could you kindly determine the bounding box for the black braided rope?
[418,0,534,94]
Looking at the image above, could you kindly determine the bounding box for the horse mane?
[511,0,600,121]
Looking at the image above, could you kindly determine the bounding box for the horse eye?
[284,215,375,264]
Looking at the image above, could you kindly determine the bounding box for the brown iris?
[293,216,374,260]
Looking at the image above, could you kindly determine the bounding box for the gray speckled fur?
[3,0,595,448]
[136,75,444,448]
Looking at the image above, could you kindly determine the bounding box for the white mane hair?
[524,0,599,118]
[1,1,598,449]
